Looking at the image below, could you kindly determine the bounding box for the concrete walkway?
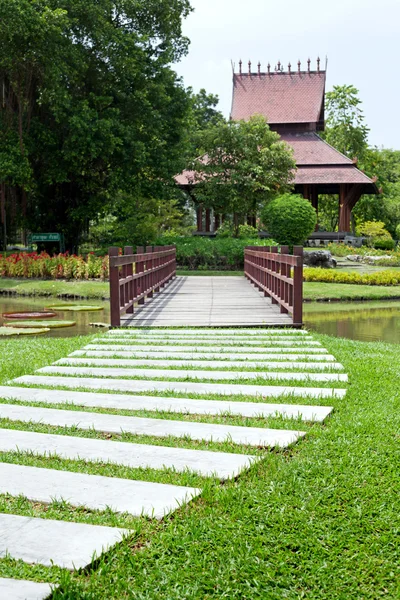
[121,276,293,327]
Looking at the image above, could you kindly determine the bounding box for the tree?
[0,0,193,251]
[191,115,296,233]
[261,193,317,247]
[323,84,369,160]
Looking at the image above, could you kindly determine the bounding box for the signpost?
[28,233,65,253]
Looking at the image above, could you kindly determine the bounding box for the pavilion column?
[205,208,211,233]
[310,187,319,231]
[214,213,221,231]
[196,204,203,232]
[338,185,351,232]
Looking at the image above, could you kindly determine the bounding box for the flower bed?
[0,252,109,280]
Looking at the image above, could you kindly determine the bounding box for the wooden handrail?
[108,245,176,327]
[244,245,303,326]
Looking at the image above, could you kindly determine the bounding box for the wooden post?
[124,246,134,314]
[339,184,351,232]
[147,246,154,298]
[270,246,278,304]
[108,247,121,327]
[280,245,289,314]
[196,205,203,232]
[136,245,145,304]
[205,209,211,233]
[292,246,303,326]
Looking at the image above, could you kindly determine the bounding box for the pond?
[304,301,400,344]
[0,296,110,338]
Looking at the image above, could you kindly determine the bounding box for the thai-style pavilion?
[176,58,378,234]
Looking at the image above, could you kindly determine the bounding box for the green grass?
[304,281,400,301]
[0,333,399,597]
[3,274,400,302]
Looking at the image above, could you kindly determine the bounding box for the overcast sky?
[174,0,399,149]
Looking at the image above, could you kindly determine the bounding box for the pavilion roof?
[231,68,325,126]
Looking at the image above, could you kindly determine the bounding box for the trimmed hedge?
[155,236,276,270]
[304,267,400,286]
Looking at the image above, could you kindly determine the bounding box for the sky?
[174,0,400,149]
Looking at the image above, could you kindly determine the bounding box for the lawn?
[2,274,400,303]
[0,333,399,598]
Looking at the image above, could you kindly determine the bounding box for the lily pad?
[5,320,76,329]
[2,311,57,319]
[46,304,104,312]
[0,326,50,336]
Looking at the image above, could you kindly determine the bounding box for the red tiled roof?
[231,72,325,124]
[280,132,352,165]
[294,166,373,185]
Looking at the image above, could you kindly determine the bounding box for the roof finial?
[298,60,301,73]
[267,62,271,76]
[317,56,320,72]
[277,60,281,72]
[239,59,242,76]
[257,61,261,76]
[288,62,291,74]
[307,57,311,73]
[248,60,251,75]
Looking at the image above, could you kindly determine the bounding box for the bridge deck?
[121,276,294,328]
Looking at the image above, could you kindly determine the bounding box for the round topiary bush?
[261,194,317,246]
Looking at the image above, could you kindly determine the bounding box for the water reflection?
[304,301,400,343]
[0,296,109,337]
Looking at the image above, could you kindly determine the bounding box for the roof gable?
[231,71,326,126]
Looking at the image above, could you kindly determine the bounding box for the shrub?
[396,223,400,240]
[303,267,400,286]
[0,252,109,280]
[373,238,395,250]
[261,194,317,246]
[356,220,392,248]
[215,221,234,238]
[237,224,258,239]
[327,243,358,257]
[155,236,276,270]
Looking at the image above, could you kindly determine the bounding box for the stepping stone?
[0,578,53,600]
[0,386,334,421]
[0,403,306,448]
[39,365,348,383]
[0,513,128,569]
[0,463,200,518]
[100,336,315,344]
[108,329,309,335]
[0,428,257,479]
[15,375,347,399]
[61,357,344,371]
[84,345,335,358]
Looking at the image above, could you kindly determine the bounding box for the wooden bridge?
[108,245,303,328]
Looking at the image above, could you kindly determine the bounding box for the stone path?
[0,327,347,598]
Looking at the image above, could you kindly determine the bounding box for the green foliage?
[396,224,400,240]
[304,267,400,286]
[191,115,296,228]
[0,0,193,250]
[261,194,317,246]
[323,85,369,160]
[326,243,358,257]
[215,220,234,238]
[237,224,258,239]
[155,236,276,270]
[0,252,109,280]
[373,238,395,250]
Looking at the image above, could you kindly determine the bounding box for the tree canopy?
[190,115,296,231]
[0,0,193,250]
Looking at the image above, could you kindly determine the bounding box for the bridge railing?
[108,245,176,327]
[244,245,303,326]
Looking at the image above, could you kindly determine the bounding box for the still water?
[0,297,110,338]
[1,296,400,344]
[304,301,400,344]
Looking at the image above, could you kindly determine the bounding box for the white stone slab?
[61,357,344,370]
[0,513,128,569]
[0,463,200,518]
[39,365,348,383]
[100,336,314,344]
[108,329,309,335]
[15,375,347,399]
[0,428,257,479]
[84,345,334,358]
[0,403,306,448]
[0,578,53,600]
[0,386,334,421]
